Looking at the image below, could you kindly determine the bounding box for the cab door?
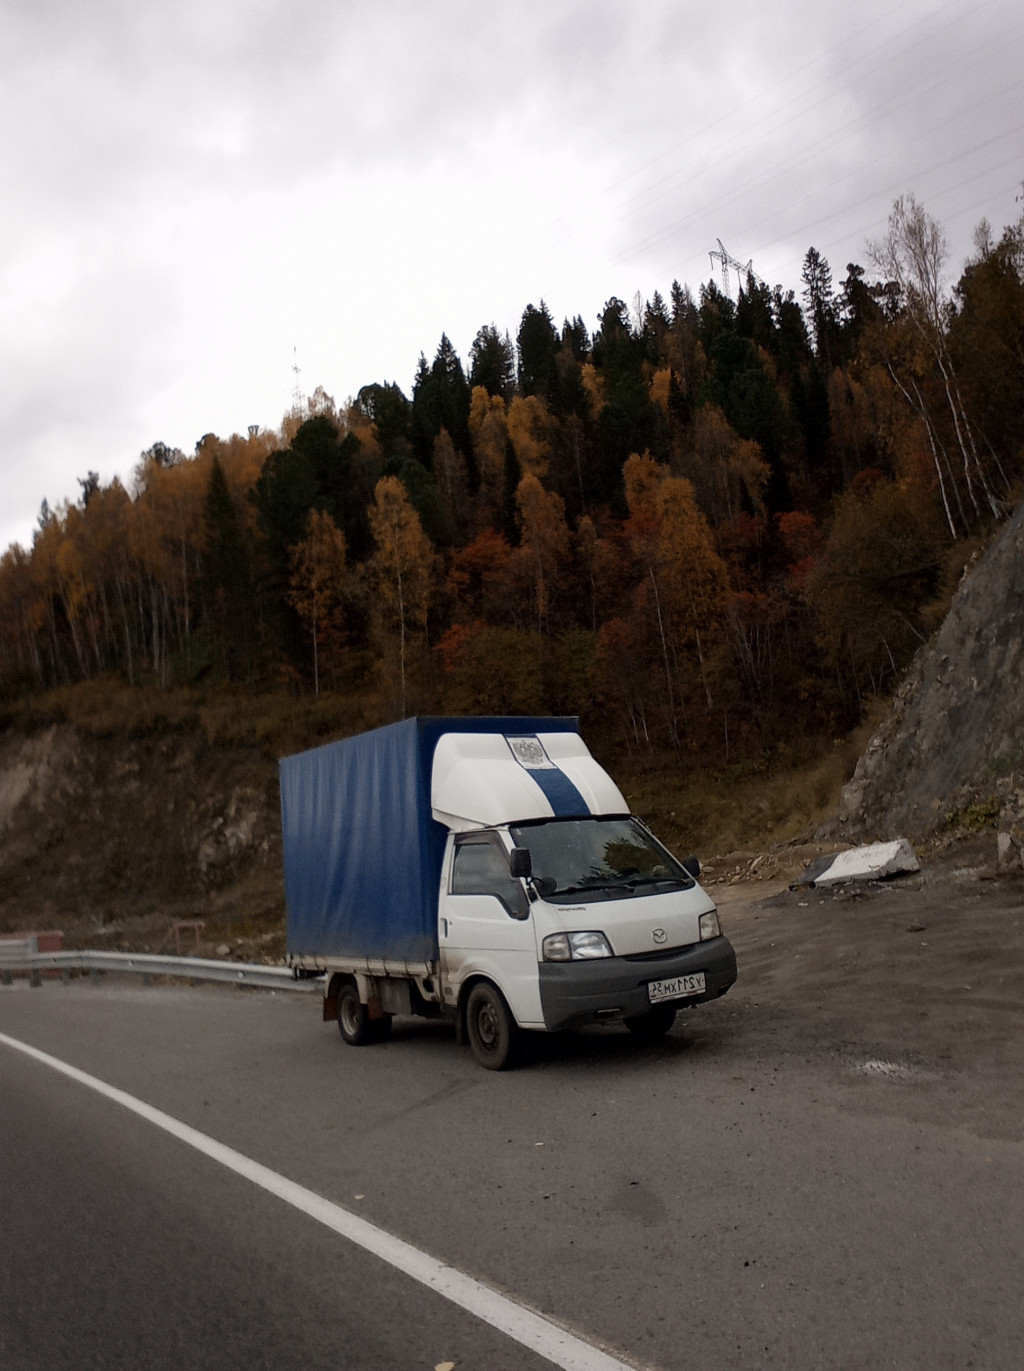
[439,832,543,1026]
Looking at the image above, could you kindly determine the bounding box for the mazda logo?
[652,928,667,944]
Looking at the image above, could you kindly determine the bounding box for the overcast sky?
[2,0,1021,554]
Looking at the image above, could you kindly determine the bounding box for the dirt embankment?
[0,724,283,951]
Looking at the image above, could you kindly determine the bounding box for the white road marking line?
[0,1031,637,1371]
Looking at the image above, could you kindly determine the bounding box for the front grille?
[621,942,695,962]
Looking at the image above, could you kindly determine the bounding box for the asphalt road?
[2,966,1023,1371]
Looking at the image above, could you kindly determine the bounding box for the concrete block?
[810,839,921,887]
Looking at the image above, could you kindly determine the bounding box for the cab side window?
[451,835,529,918]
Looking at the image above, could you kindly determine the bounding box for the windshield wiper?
[620,874,691,890]
[553,874,689,896]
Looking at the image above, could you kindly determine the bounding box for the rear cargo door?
[439,832,543,1027]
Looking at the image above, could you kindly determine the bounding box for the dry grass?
[2,673,387,757]
[619,707,886,862]
[5,677,889,857]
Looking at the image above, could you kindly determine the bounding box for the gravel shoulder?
[698,846,1024,1141]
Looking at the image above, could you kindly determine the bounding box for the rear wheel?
[465,982,519,1070]
[624,1003,677,1040]
[338,981,373,1045]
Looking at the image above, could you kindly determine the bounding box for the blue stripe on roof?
[530,764,590,816]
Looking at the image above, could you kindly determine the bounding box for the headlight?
[699,909,721,941]
[542,931,614,962]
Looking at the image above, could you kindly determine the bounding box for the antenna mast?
[291,347,304,411]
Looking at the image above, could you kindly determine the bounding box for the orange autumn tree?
[287,508,348,696]
[432,428,470,543]
[623,452,730,746]
[654,474,730,713]
[623,453,676,738]
[467,387,511,533]
[506,395,551,480]
[687,404,769,525]
[514,473,570,634]
[367,476,435,715]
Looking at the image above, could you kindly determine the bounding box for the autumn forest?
[3,196,1023,768]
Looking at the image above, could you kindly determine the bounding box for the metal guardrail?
[0,947,323,993]
[0,939,38,967]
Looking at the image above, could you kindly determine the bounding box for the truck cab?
[431,729,736,1066]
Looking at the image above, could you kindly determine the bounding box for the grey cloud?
[3,0,1022,555]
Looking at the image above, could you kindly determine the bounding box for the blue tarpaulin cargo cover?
[280,716,579,963]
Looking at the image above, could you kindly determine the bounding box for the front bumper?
[537,935,737,1031]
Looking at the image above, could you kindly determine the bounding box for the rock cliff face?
[839,497,1024,858]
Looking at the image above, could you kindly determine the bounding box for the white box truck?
[281,717,736,1069]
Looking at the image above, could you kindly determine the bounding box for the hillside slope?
[0,725,282,936]
[839,496,1024,853]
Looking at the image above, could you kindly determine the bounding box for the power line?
[605,31,1021,274]
[538,0,1021,305]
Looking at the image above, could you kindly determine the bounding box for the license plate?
[648,971,706,1004]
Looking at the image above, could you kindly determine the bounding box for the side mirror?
[682,855,701,879]
[509,846,533,879]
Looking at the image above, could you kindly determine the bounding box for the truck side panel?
[281,718,443,962]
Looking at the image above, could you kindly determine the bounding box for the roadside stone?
[798,838,920,888]
[997,832,1023,872]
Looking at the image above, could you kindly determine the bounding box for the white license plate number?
[648,971,706,1004]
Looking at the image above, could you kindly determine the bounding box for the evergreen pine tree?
[517,303,560,399]
[468,325,516,399]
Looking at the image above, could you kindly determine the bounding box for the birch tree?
[869,195,1004,529]
[287,508,347,696]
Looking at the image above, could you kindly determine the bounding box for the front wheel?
[465,982,519,1070]
[624,1003,678,1040]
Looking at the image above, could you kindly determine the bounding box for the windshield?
[509,816,693,901]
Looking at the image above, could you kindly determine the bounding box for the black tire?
[465,982,519,1070]
[624,1003,678,1040]
[338,981,374,1046]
